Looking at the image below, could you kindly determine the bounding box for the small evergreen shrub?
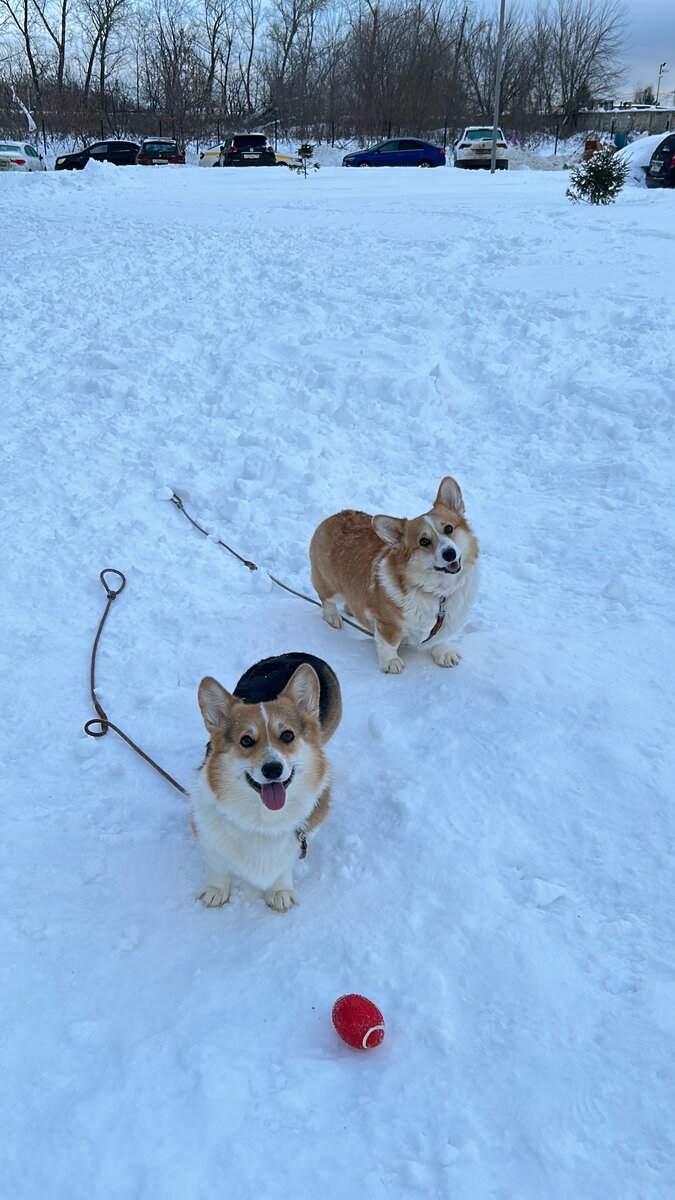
[293,143,320,175]
[566,147,628,205]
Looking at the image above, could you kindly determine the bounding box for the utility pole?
[655,62,667,105]
[490,0,507,174]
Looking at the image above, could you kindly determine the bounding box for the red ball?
[332,994,385,1050]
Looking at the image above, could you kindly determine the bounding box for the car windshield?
[466,129,497,140]
[143,142,179,154]
[232,135,266,147]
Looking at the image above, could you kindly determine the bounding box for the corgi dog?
[192,653,341,913]
[310,477,479,674]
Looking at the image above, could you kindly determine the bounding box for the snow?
[2,163,675,1199]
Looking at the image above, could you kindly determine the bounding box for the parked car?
[54,140,139,170]
[453,127,509,169]
[0,141,47,171]
[198,144,222,166]
[275,152,303,168]
[645,132,675,188]
[218,134,276,167]
[342,138,445,167]
[136,137,185,165]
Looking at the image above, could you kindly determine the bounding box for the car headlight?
[56,157,65,165]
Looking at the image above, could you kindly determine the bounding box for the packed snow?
[2,162,674,1200]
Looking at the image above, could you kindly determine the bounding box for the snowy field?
[2,164,675,1199]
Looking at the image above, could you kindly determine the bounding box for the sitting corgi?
[192,653,341,912]
[309,477,479,674]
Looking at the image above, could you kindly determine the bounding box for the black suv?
[218,134,275,167]
[54,140,139,170]
[645,134,675,188]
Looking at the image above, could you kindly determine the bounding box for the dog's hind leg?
[311,565,345,629]
[320,597,344,629]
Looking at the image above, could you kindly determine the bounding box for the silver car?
[453,127,509,170]
[0,141,47,172]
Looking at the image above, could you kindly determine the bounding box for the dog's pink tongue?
[448,561,461,574]
[261,782,286,811]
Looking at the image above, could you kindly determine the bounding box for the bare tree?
[546,0,626,119]
[79,0,128,102]
[31,0,69,89]
[0,0,44,103]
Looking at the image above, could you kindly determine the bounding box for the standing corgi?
[192,653,342,912]
[310,477,479,674]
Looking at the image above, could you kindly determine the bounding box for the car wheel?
[358,161,370,167]
[419,159,433,168]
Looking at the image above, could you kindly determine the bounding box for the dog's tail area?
[233,652,342,743]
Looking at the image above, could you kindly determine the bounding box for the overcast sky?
[621,0,674,97]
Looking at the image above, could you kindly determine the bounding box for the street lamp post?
[656,62,667,105]
[490,0,507,174]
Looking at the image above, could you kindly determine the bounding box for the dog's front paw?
[265,889,299,913]
[382,656,405,674]
[197,884,231,908]
[432,645,461,668]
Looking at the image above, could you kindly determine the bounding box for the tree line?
[0,0,626,145]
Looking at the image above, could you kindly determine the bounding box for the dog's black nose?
[261,760,284,780]
[442,546,457,562]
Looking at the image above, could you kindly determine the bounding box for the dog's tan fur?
[310,477,479,673]
[192,664,337,912]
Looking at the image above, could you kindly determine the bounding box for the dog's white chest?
[192,779,300,889]
[401,570,479,646]
[400,591,442,644]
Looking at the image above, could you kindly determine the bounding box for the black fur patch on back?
[233,652,338,729]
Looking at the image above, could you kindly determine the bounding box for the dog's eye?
[240,735,255,748]
[419,536,431,547]
[280,730,295,744]
[444,524,454,535]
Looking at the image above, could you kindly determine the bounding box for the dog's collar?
[422,596,446,643]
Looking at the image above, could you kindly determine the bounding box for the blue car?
[342,138,446,168]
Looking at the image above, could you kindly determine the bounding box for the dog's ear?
[281,664,321,722]
[435,476,464,514]
[372,514,405,546]
[198,676,235,733]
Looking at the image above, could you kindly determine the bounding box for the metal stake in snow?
[490,0,507,175]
